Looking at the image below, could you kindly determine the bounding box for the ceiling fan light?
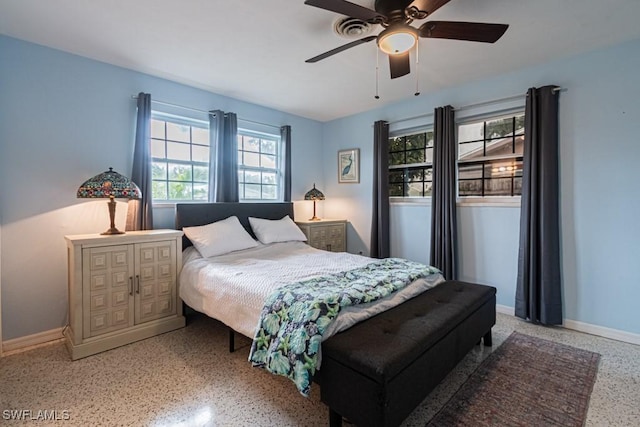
[378,29,417,55]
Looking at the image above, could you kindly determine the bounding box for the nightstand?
[64,230,186,360]
[295,219,347,252]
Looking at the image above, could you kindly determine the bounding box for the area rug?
[427,332,600,427]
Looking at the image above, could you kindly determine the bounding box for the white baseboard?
[2,327,64,355]
[563,319,640,346]
[496,304,515,316]
[496,304,640,346]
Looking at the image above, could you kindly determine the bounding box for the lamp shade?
[77,167,141,200]
[77,167,141,235]
[304,183,325,201]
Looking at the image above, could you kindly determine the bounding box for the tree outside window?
[237,131,281,201]
[150,115,209,201]
[388,130,434,197]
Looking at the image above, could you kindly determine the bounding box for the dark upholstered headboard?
[175,202,294,248]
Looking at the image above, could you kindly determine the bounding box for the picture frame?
[338,148,360,183]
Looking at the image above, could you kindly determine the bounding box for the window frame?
[150,112,210,203]
[387,109,525,207]
[237,128,283,202]
[149,112,285,204]
[388,128,435,199]
[456,111,525,203]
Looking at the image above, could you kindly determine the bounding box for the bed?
[177,204,442,334]
[175,202,496,426]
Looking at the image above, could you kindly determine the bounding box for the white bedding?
[179,241,444,339]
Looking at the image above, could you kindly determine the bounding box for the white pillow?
[248,215,307,244]
[183,216,258,258]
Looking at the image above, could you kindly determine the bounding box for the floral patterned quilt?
[248,258,441,396]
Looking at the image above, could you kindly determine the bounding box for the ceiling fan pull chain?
[415,42,420,96]
[375,45,380,99]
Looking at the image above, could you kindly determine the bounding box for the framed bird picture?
[338,148,359,183]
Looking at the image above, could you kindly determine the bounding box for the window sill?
[389,196,521,208]
[152,200,284,208]
[152,201,208,208]
[457,197,521,207]
[390,197,431,206]
[153,203,177,208]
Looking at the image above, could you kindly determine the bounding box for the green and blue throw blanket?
[248,258,441,396]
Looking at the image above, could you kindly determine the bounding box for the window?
[388,130,434,197]
[150,112,283,202]
[151,114,210,201]
[458,113,525,197]
[237,130,281,200]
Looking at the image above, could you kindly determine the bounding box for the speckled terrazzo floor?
[1,313,639,426]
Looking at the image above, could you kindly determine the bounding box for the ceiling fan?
[304,0,509,79]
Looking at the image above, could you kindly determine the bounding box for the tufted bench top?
[322,280,496,383]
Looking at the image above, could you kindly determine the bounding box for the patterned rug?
[427,332,600,427]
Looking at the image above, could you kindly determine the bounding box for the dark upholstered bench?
[317,280,496,427]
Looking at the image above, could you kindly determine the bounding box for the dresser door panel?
[308,224,345,252]
[83,245,134,338]
[134,241,177,323]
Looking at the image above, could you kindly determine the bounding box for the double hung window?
[237,130,281,201]
[150,112,283,202]
[388,112,525,200]
[457,113,525,197]
[388,130,434,197]
[150,113,209,202]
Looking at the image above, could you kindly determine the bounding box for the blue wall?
[321,38,640,336]
[0,36,324,340]
[2,34,639,341]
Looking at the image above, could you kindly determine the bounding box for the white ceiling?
[2,0,640,122]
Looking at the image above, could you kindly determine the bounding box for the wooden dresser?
[295,219,347,252]
[64,230,185,360]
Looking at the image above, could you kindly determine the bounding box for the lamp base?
[102,196,125,235]
[309,200,322,221]
[101,227,125,235]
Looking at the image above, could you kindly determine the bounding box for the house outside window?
[150,113,209,201]
[388,130,434,197]
[237,130,281,201]
[458,113,525,197]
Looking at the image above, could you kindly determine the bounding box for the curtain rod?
[131,95,282,130]
[388,86,563,126]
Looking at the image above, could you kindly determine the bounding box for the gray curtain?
[209,110,238,202]
[370,120,390,258]
[126,92,153,230]
[430,106,458,279]
[515,85,562,325]
[281,125,292,202]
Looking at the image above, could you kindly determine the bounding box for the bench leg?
[229,328,235,353]
[329,408,342,427]
[483,330,493,346]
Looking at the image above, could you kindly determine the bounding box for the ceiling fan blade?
[408,0,452,16]
[419,21,509,43]
[304,0,385,22]
[389,52,411,79]
[305,36,377,63]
